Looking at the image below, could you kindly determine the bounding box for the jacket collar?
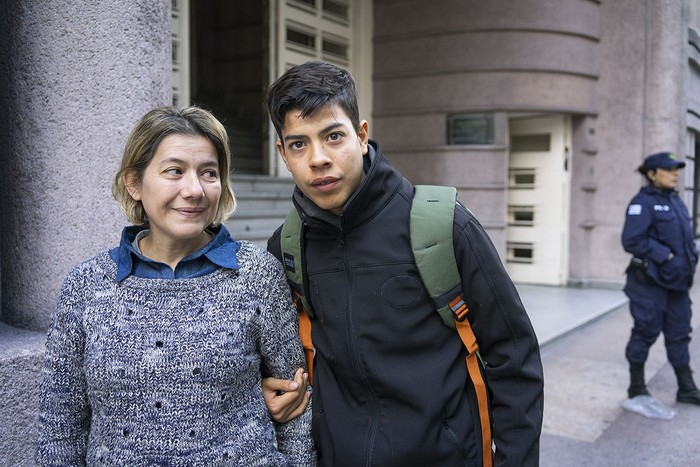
[643,184,677,196]
[109,224,240,281]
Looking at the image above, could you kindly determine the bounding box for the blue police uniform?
[621,151,700,406]
[622,184,698,367]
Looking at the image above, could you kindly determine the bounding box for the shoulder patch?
[628,204,642,216]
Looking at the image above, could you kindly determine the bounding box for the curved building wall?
[372,0,600,258]
[373,0,692,287]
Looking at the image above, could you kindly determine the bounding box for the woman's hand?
[262,368,311,423]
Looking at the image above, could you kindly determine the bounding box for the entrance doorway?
[190,0,268,174]
[507,115,571,285]
[178,0,372,176]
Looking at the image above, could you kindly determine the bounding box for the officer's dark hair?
[637,163,654,183]
[265,61,360,142]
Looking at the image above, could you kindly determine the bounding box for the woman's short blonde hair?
[113,106,236,226]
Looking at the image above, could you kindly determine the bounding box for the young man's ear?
[276,139,291,172]
[124,170,142,201]
[358,120,369,155]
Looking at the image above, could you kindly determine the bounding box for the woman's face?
[649,167,680,190]
[127,134,222,249]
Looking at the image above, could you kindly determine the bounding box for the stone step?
[231,174,295,194]
[226,212,286,238]
[233,194,293,212]
[227,175,295,246]
[0,324,46,466]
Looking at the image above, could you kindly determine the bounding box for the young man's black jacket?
[268,140,544,467]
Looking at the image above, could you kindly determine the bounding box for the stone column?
[643,0,686,157]
[0,1,171,464]
[0,0,172,330]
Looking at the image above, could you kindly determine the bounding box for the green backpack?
[280,185,493,467]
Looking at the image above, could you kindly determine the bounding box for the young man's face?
[276,103,369,215]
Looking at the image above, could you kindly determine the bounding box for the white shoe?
[622,395,676,420]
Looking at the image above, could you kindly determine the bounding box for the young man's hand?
[261,368,311,422]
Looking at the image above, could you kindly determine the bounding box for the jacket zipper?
[339,214,379,466]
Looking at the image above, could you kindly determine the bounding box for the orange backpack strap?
[412,185,493,467]
[451,297,493,467]
[297,307,314,384]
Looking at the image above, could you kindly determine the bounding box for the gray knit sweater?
[37,241,316,466]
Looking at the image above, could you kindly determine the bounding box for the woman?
[622,151,700,412]
[36,106,315,465]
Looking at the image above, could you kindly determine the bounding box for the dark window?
[509,168,536,189]
[509,205,535,226]
[511,134,550,152]
[287,27,316,50]
[692,137,700,237]
[323,0,349,19]
[323,37,348,59]
[507,242,534,264]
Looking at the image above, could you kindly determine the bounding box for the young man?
[263,61,544,466]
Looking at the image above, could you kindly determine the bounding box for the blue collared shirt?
[109,224,240,281]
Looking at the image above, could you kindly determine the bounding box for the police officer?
[622,151,700,406]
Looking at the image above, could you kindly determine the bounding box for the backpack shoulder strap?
[280,209,315,383]
[281,209,305,304]
[410,185,493,467]
[410,185,463,328]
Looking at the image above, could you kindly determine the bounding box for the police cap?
[643,152,685,171]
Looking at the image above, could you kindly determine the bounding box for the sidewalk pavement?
[526,282,700,466]
[516,283,628,347]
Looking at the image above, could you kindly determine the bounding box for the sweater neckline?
[96,250,239,290]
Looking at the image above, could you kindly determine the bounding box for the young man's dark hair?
[265,60,360,141]
[262,60,544,467]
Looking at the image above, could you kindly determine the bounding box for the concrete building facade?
[1,0,698,464]
[373,0,698,289]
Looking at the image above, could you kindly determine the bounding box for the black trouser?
[624,272,692,367]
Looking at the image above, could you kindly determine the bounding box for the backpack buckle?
[449,296,469,321]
